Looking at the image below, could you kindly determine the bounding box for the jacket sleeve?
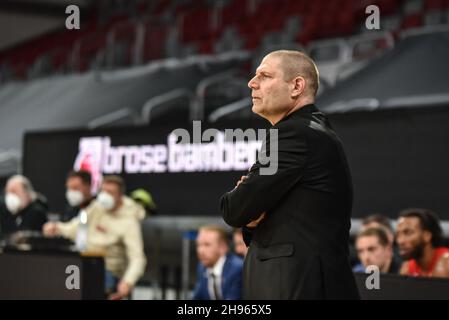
[221,123,307,227]
[57,217,80,241]
[121,217,147,286]
[192,264,206,300]
[242,226,254,247]
[224,259,243,300]
[35,207,48,232]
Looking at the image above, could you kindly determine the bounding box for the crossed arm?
[221,126,307,228]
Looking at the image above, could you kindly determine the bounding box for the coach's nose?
[248,75,259,90]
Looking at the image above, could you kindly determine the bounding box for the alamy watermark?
[365,265,380,290]
[365,5,380,30]
[73,121,279,188]
[65,4,381,31]
[66,5,80,30]
[171,121,278,175]
[65,265,80,290]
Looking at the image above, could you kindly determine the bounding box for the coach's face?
[248,55,294,123]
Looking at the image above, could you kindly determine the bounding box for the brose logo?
[73,131,264,176]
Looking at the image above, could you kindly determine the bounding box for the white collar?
[208,255,226,278]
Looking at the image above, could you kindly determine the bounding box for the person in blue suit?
[192,225,243,300]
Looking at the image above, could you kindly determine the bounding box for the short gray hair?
[267,50,320,97]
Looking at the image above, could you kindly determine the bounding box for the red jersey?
[408,247,449,276]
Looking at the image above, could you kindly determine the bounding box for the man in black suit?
[220,50,359,299]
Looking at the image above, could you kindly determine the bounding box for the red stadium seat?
[74,32,108,72]
[402,14,423,29]
[142,20,169,62]
[425,0,445,10]
[181,8,213,43]
[1,0,445,80]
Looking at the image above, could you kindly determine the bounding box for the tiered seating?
[424,0,449,24]
[1,0,449,83]
[74,32,108,72]
[142,19,170,61]
[108,20,140,67]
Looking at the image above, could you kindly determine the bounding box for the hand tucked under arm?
[246,212,266,228]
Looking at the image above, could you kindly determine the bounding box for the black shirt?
[0,200,48,237]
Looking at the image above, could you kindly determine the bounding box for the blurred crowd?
[353,211,449,277]
[1,171,448,300]
[0,171,156,299]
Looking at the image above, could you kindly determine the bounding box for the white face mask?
[5,192,22,214]
[97,191,115,211]
[66,189,84,207]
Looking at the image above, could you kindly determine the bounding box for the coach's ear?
[291,76,306,99]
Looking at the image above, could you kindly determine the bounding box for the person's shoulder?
[86,199,101,213]
[227,253,244,267]
[352,263,365,273]
[276,106,328,138]
[121,196,146,220]
[275,112,309,133]
[28,200,48,214]
[437,247,449,254]
[197,262,207,272]
[431,248,449,277]
[437,247,449,265]
[272,116,308,148]
[224,255,243,280]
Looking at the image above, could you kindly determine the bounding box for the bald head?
[266,50,320,97]
[249,50,320,124]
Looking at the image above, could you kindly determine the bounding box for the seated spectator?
[396,208,449,278]
[0,175,47,236]
[192,225,243,300]
[353,227,400,273]
[361,214,395,246]
[232,228,248,258]
[353,213,400,271]
[61,170,94,222]
[43,175,146,299]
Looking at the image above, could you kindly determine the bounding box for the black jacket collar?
[276,103,319,125]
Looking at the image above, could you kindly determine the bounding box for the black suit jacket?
[221,104,360,299]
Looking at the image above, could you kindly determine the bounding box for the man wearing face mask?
[0,175,48,237]
[43,175,146,299]
[61,170,94,222]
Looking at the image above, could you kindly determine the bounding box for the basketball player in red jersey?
[396,208,449,277]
